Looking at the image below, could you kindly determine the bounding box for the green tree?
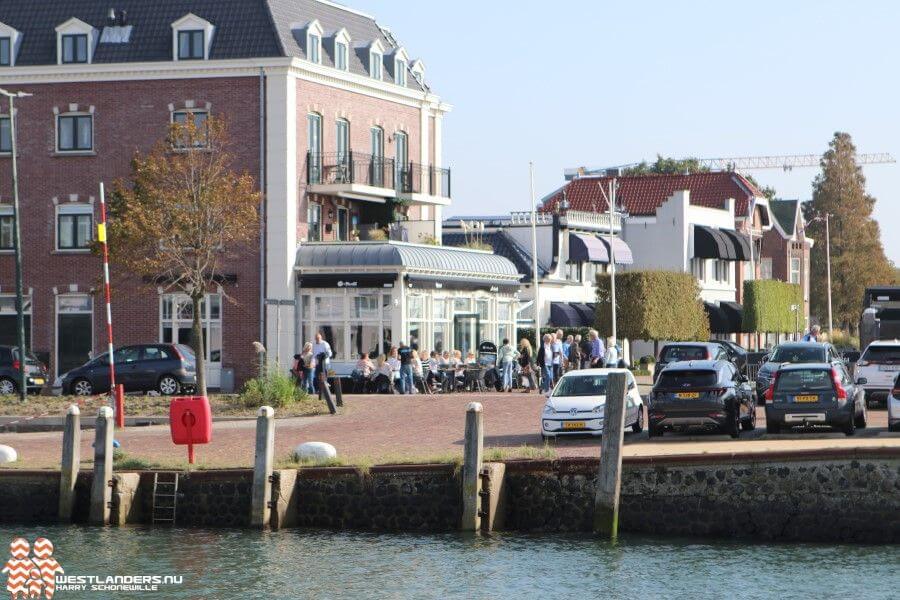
[623,155,710,176]
[742,174,777,201]
[802,132,893,333]
[108,118,260,395]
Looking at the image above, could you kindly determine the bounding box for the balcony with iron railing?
[307,151,451,203]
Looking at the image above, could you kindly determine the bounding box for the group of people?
[290,332,334,394]
[506,329,622,393]
[353,345,494,394]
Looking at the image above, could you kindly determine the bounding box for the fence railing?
[308,152,451,198]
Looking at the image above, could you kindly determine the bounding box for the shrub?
[829,328,859,350]
[595,271,709,341]
[240,371,307,409]
[742,280,803,333]
[367,228,388,241]
[639,355,656,365]
[418,233,439,246]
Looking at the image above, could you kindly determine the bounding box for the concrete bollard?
[89,406,115,525]
[250,406,275,528]
[58,404,81,523]
[593,372,628,539]
[461,402,484,532]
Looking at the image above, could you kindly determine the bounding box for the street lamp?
[0,87,31,403]
[809,213,833,337]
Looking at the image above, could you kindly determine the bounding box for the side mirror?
[856,377,868,385]
[627,381,636,390]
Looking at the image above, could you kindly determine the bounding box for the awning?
[705,301,745,333]
[571,303,595,325]
[693,225,738,260]
[568,233,609,263]
[720,229,751,261]
[549,302,594,327]
[598,235,634,265]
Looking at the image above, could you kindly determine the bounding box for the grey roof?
[770,199,800,235]
[296,242,521,279]
[0,0,425,90]
[0,1,283,65]
[442,231,550,282]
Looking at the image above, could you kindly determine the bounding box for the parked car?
[763,362,866,436]
[647,359,755,438]
[654,342,729,383]
[540,369,643,439]
[57,344,196,396]
[708,339,749,370]
[0,346,48,395]
[754,342,844,405]
[854,340,900,407]
[888,373,900,433]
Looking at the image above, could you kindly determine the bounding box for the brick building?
[0,0,451,388]
[760,199,813,332]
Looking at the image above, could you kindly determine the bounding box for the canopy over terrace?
[295,242,522,360]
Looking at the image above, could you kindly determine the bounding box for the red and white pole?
[98,183,123,427]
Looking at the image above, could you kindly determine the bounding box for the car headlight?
[543,404,554,414]
[592,404,605,414]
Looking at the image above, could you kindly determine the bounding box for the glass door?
[160,294,222,388]
[337,207,349,241]
[308,113,322,183]
[453,313,479,357]
[395,131,408,191]
[56,295,92,376]
[370,127,384,187]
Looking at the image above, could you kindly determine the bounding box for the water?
[0,525,897,599]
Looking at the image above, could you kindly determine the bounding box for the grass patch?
[484,444,557,462]
[275,446,555,472]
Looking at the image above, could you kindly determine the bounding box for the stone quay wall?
[502,451,900,543]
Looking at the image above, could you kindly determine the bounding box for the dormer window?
[55,18,95,65]
[332,28,351,72]
[391,47,410,87]
[368,40,385,80]
[308,33,320,63]
[62,34,88,63]
[171,13,215,61]
[178,30,204,60]
[410,59,426,85]
[0,38,10,67]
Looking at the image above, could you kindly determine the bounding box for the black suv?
[654,342,729,383]
[59,344,197,396]
[0,346,48,395]
[648,359,756,438]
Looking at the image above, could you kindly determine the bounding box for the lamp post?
[0,87,31,403]
[809,213,834,336]
[529,162,540,350]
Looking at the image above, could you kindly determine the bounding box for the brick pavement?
[0,392,897,469]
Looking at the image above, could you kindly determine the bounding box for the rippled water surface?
[0,525,897,599]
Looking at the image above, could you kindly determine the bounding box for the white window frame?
[0,21,22,67]
[171,13,215,61]
[55,293,93,378]
[760,257,773,280]
[171,108,210,148]
[333,28,351,71]
[56,111,94,154]
[410,59,426,85]
[0,114,10,154]
[790,257,801,284]
[368,40,385,80]
[335,118,350,162]
[392,47,410,86]
[0,205,12,252]
[56,203,93,252]
[55,18,95,65]
[159,292,222,370]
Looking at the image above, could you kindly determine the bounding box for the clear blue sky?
[350,0,900,262]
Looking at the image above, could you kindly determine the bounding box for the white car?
[855,340,900,407]
[889,373,900,433]
[541,369,644,438]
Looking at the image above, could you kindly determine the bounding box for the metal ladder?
[151,472,179,525]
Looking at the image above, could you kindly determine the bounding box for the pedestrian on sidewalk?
[589,330,606,368]
[536,333,555,393]
[398,343,415,394]
[552,330,564,382]
[498,338,519,392]
[605,336,620,368]
[518,338,537,392]
[300,342,315,393]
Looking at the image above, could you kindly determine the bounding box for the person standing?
[551,330,564,382]
[801,324,821,342]
[589,330,606,368]
[568,337,582,372]
[498,338,519,392]
[300,342,315,393]
[518,338,537,392]
[579,334,592,369]
[561,335,573,367]
[605,336,620,368]
[536,333,555,393]
[398,342,415,394]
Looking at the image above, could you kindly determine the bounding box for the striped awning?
[568,233,609,263]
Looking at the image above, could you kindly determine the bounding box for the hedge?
[595,270,709,341]
[742,280,803,333]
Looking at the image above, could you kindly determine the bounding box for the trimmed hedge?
[742,280,802,333]
[595,270,709,341]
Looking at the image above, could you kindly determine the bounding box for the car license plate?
[794,395,819,403]
[32,378,44,385]
[878,365,900,371]
[675,392,700,399]
[563,421,585,430]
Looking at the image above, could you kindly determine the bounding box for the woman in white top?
[604,337,619,368]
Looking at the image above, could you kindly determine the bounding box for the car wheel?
[843,414,856,437]
[158,375,180,396]
[632,406,645,434]
[854,402,867,429]
[742,402,757,431]
[728,406,741,439]
[765,420,780,434]
[72,378,93,396]
[0,377,16,396]
[648,423,662,438]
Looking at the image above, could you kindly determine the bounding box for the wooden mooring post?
[250,406,275,528]
[58,404,81,522]
[89,406,115,525]
[461,402,484,532]
[593,371,627,539]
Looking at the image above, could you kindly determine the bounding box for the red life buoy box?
[170,396,212,445]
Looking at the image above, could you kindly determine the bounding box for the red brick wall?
[0,76,262,385]
[295,78,422,242]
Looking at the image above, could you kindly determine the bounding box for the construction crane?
[566,152,896,179]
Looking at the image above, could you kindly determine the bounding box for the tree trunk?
[191,293,207,397]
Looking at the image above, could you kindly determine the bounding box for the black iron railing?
[308,151,451,198]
